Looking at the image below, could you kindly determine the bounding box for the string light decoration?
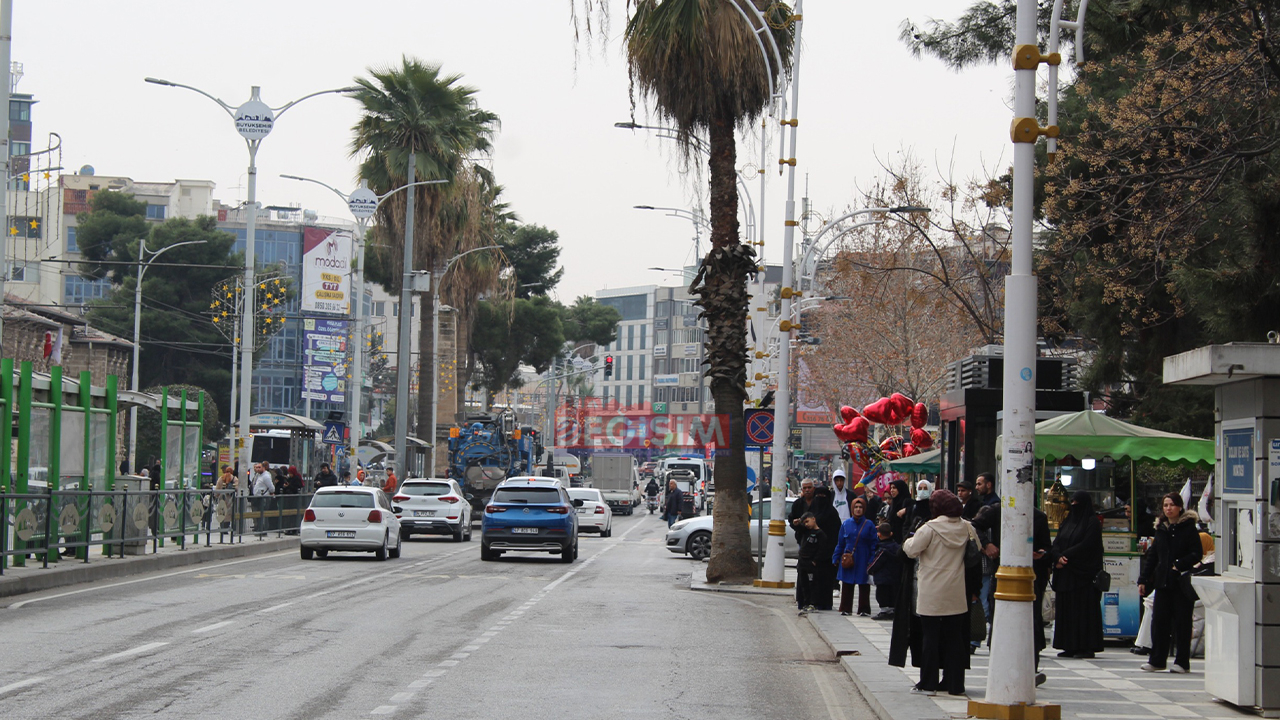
[209,272,293,350]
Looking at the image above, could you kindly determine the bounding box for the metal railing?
[0,488,314,574]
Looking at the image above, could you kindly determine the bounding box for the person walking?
[833,496,879,616]
[810,486,842,611]
[902,489,972,696]
[1051,491,1106,659]
[662,479,684,528]
[1139,492,1202,674]
[796,513,826,615]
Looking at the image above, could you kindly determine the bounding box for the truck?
[447,412,540,513]
[591,452,641,515]
[656,456,712,513]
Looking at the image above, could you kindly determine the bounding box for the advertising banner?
[302,227,353,315]
[794,357,835,425]
[302,318,349,403]
[553,399,727,451]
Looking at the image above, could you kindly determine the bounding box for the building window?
[10,216,40,239]
[9,141,29,159]
[66,226,78,253]
[10,261,33,282]
[392,302,399,317]
[639,358,646,381]
[640,325,647,350]
[638,385,645,407]
[625,385,633,408]
[373,301,386,317]
[9,100,30,122]
[655,329,668,346]
[627,325,634,351]
[146,205,167,220]
[626,355,634,381]
[65,274,112,306]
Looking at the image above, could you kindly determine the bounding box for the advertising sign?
[302,227,353,315]
[234,99,275,140]
[347,187,378,219]
[794,357,835,425]
[1223,427,1254,494]
[653,374,680,386]
[302,318,349,403]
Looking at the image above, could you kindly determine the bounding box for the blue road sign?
[322,421,346,446]
[744,409,774,447]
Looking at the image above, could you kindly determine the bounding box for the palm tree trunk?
[700,109,756,584]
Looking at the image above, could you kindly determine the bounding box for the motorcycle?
[646,494,659,514]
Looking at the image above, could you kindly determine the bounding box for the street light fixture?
[280,173,448,448]
[146,76,357,480]
[128,237,208,472]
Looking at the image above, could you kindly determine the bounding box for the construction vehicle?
[447,412,540,513]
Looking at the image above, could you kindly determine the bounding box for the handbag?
[1093,569,1111,592]
[968,599,986,639]
[841,519,864,570]
[868,548,886,576]
[841,552,854,569]
[1178,570,1197,601]
[964,523,983,569]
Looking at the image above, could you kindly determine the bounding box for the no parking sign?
[744,409,774,448]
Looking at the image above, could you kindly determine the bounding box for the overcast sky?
[15,0,1012,301]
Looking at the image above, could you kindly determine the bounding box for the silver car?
[664,498,797,561]
[392,478,473,542]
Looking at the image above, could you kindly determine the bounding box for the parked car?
[481,476,580,563]
[566,487,613,537]
[393,478,473,542]
[664,498,797,561]
[299,486,402,561]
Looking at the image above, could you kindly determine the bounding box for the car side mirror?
[572,499,584,507]
[392,506,403,514]
[464,493,474,501]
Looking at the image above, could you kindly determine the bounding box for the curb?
[0,537,298,599]
[807,612,949,720]
[688,564,792,596]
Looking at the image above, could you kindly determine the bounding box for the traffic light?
[604,355,614,378]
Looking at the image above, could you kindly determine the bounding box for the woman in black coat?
[1138,492,1202,673]
[1050,491,1105,658]
[810,487,842,611]
[887,479,912,543]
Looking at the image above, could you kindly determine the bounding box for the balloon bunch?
[833,393,935,491]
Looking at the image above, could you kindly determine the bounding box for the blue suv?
[481,477,579,563]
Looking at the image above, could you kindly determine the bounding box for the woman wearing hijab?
[888,479,912,543]
[833,496,879,616]
[809,486,842,610]
[902,489,973,696]
[1139,492,1202,673]
[1050,491,1105,658]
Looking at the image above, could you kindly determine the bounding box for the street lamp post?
[426,245,501,475]
[145,77,357,481]
[128,237,207,473]
[280,174,448,450]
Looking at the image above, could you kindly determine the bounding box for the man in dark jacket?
[787,478,816,542]
[975,472,999,508]
[662,479,684,528]
[957,479,982,520]
[971,503,1052,684]
[313,463,338,488]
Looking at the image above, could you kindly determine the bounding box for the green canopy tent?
[887,447,942,474]
[997,410,1214,466]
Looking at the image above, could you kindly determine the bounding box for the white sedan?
[567,487,613,537]
[300,486,402,561]
[664,498,797,561]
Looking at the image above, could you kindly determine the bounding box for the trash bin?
[115,476,150,555]
[1193,574,1254,707]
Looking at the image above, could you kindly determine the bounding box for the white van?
[657,456,711,510]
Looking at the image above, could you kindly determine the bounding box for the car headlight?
[670,519,693,532]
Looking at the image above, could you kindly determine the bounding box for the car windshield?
[311,492,375,509]
[492,487,562,504]
[567,489,602,502]
[399,482,450,497]
[667,463,702,479]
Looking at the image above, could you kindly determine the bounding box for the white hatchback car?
[566,487,613,536]
[300,486,403,561]
[393,478,473,542]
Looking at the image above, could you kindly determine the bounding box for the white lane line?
[257,602,293,614]
[422,669,447,678]
[437,660,459,667]
[8,554,289,609]
[0,677,46,696]
[370,705,397,715]
[407,679,434,689]
[450,653,469,659]
[93,642,169,663]
[389,692,414,703]
[473,637,490,644]
[461,645,480,651]
[192,621,234,634]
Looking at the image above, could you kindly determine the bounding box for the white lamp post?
[128,236,208,473]
[144,77,357,481]
[280,173,448,450]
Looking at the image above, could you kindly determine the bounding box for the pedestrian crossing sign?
[323,421,345,445]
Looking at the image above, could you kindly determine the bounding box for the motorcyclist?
[645,478,660,499]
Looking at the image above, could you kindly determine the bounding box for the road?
[0,511,872,720]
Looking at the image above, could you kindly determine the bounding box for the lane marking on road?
[437,660,459,667]
[305,546,473,600]
[191,621,234,634]
[389,692,414,703]
[93,642,169,663]
[422,669,446,678]
[370,705,397,715]
[7,553,292,609]
[0,677,46,696]
[257,602,293,614]
[407,679,434,689]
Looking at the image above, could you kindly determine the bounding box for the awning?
[887,448,941,474]
[248,412,325,433]
[996,410,1213,466]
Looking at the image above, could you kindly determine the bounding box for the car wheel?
[300,547,314,560]
[603,525,611,538]
[687,530,712,561]
[465,522,473,542]
[560,543,575,563]
[316,549,328,559]
[481,543,496,561]
[389,533,402,559]
[400,529,411,541]
[452,524,464,542]
[375,534,388,561]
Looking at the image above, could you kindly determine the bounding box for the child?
[869,522,901,619]
[797,512,826,615]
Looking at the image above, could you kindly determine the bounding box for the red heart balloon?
[882,451,902,461]
[879,435,903,452]
[833,422,857,443]
[890,393,915,418]
[911,402,928,429]
[862,398,891,424]
[911,427,934,449]
[902,443,919,457]
[840,405,859,423]
[849,443,872,470]
[847,417,869,443]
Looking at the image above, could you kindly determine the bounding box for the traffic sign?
[744,409,774,447]
[322,421,345,445]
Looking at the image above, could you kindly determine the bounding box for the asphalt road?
[0,511,872,719]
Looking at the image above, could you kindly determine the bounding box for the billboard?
[302,227,353,315]
[302,318,349,403]
[795,356,836,425]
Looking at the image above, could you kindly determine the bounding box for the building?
[595,285,656,411]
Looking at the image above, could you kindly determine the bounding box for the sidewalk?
[807,608,1256,720]
[0,534,297,599]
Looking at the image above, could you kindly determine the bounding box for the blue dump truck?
[447,412,540,513]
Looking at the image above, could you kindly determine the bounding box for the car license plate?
[414,510,435,517]
[511,527,539,534]
[326,531,356,538]
[576,508,587,514]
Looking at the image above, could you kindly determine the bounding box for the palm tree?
[351,57,501,471]
[580,1,794,582]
